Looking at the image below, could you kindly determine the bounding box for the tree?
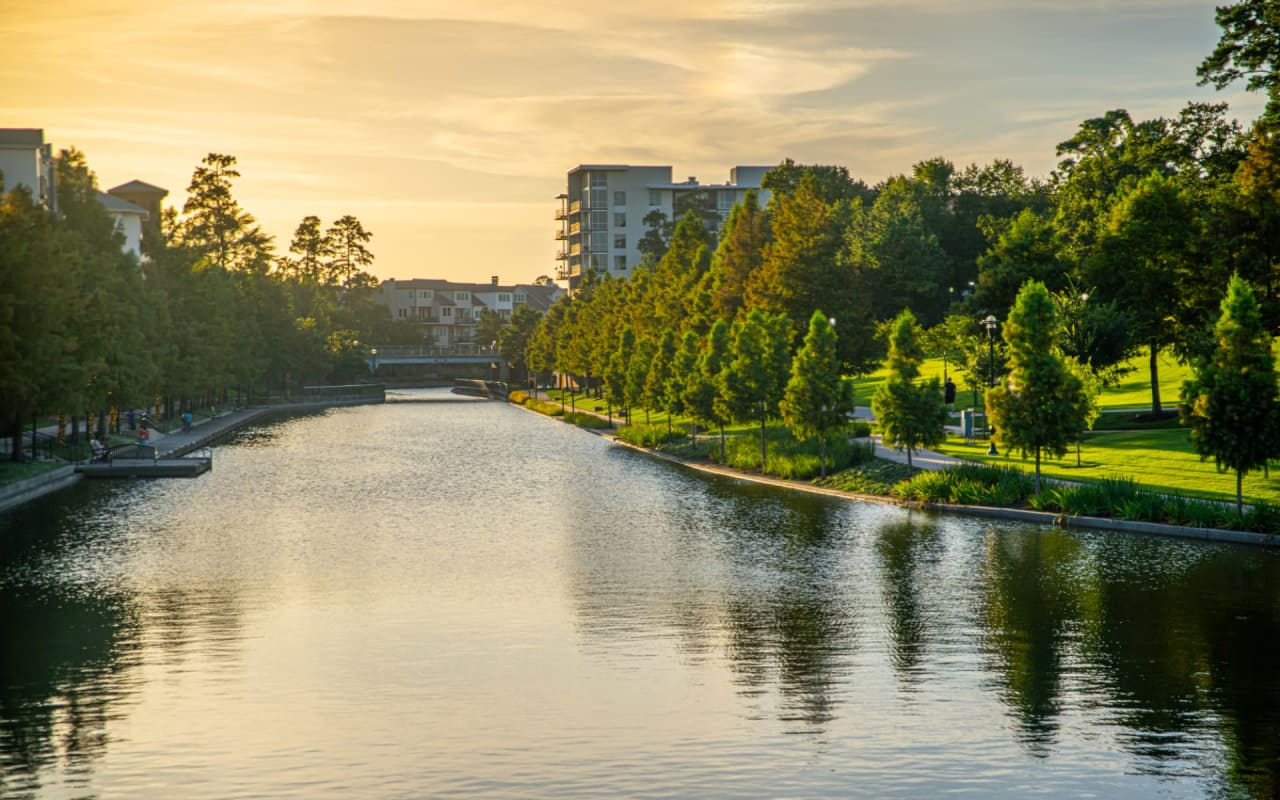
[326,215,375,287]
[781,310,853,477]
[1087,172,1198,415]
[645,329,677,434]
[1198,0,1280,119]
[722,309,792,469]
[921,314,973,388]
[1050,281,1134,386]
[176,153,274,272]
[871,310,948,477]
[708,189,769,321]
[500,305,542,387]
[284,215,331,282]
[986,281,1090,493]
[973,209,1069,315]
[683,320,732,456]
[1180,275,1279,514]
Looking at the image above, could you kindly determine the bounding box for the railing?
[568,200,582,215]
[370,344,501,359]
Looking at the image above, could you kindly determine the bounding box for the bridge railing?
[369,344,501,359]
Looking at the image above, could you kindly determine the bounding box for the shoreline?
[0,397,380,513]
[569,414,1279,549]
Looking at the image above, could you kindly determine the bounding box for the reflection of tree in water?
[874,520,943,691]
[978,529,1087,755]
[568,472,861,731]
[0,583,138,799]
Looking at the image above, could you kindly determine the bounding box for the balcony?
[568,200,582,216]
[569,221,583,237]
[555,229,567,240]
[555,207,567,221]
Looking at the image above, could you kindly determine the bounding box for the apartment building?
[1,128,165,260]
[378,277,562,347]
[0,128,57,211]
[555,164,773,289]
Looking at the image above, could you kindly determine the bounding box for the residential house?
[378,277,562,347]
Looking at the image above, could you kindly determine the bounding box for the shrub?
[892,464,1034,506]
[850,421,873,438]
[616,423,687,448]
[817,460,910,495]
[1243,501,1280,536]
[717,427,875,479]
[565,411,612,429]
[508,390,530,405]
[524,398,564,417]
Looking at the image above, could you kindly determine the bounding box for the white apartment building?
[555,164,773,289]
[378,277,562,347]
[1,129,165,261]
[0,128,57,211]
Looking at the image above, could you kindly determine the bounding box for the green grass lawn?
[849,347,1192,412]
[933,429,1280,505]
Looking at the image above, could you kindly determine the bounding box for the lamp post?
[370,347,378,374]
[982,315,998,456]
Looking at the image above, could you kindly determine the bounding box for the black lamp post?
[982,314,998,456]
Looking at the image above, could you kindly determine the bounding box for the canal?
[2,388,1279,798]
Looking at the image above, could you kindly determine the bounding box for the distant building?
[378,276,563,347]
[555,164,773,289]
[0,128,57,211]
[108,179,168,258]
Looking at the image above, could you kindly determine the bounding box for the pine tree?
[781,310,853,477]
[722,309,792,470]
[986,281,1090,493]
[1181,274,1279,513]
[872,309,947,477]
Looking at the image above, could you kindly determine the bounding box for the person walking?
[138,424,150,450]
[183,411,193,433]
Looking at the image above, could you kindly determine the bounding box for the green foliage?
[564,411,612,429]
[715,425,873,479]
[616,423,688,448]
[523,397,564,417]
[892,464,1034,506]
[872,310,948,475]
[1181,275,1279,512]
[815,459,909,495]
[723,309,792,468]
[781,310,853,477]
[1198,0,1280,117]
[986,281,1090,492]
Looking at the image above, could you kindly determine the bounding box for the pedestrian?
[127,409,136,431]
[138,424,149,450]
[944,377,956,409]
[183,411,193,432]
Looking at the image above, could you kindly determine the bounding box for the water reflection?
[5,399,1280,797]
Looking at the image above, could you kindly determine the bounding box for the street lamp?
[982,315,998,456]
[370,347,378,374]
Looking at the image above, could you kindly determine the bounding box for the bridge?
[366,345,504,371]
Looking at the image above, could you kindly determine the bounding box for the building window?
[614,234,626,249]
[613,190,626,206]
[589,190,607,209]
[515,293,525,304]
[455,291,469,302]
[589,172,608,188]
[442,307,453,317]
[590,232,607,252]
[718,191,736,210]
[614,256,627,271]
[498,293,511,303]
[589,254,603,270]
[590,210,608,229]
[649,190,660,206]
[614,212,626,228]
[398,308,406,318]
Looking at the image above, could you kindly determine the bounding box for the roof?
[381,279,562,308]
[97,191,149,219]
[0,129,44,148]
[108,179,169,196]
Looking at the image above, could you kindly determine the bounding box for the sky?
[0,0,1266,285]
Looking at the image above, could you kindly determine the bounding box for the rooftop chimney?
[491,275,499,285]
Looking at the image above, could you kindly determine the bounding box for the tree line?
[0,151,395,457]
[514,2,1280,508]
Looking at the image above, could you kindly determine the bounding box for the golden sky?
[0,0,1263,283]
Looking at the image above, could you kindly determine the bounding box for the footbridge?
[366,344,503,370]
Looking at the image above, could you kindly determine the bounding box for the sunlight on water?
[2,388,1278,798]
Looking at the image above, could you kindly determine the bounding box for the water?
[3,388,1280,798]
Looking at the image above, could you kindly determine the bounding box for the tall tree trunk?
[1238,470,1244,517]
[1149,340,1162,416]
[10,413,21,462]
[820,436,827,478]
[906,447,913,478]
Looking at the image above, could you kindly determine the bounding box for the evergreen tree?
[1181,275,1279,513]
[722,309,792,469]
[781,310,853,477]
[986,281,1090,493]
[284,215,332,282]
[684,320,731,457]
[871,309,948,477]
[177,153,274,272]
[709,189,769,321]
[645,329,676,433]
[326,215,375,287]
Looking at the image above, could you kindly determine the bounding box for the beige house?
[378,277,562,347]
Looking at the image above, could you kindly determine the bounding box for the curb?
[567,414,1279,549]
[0,465,83,513]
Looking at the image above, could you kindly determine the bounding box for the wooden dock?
[77,456,212,479]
